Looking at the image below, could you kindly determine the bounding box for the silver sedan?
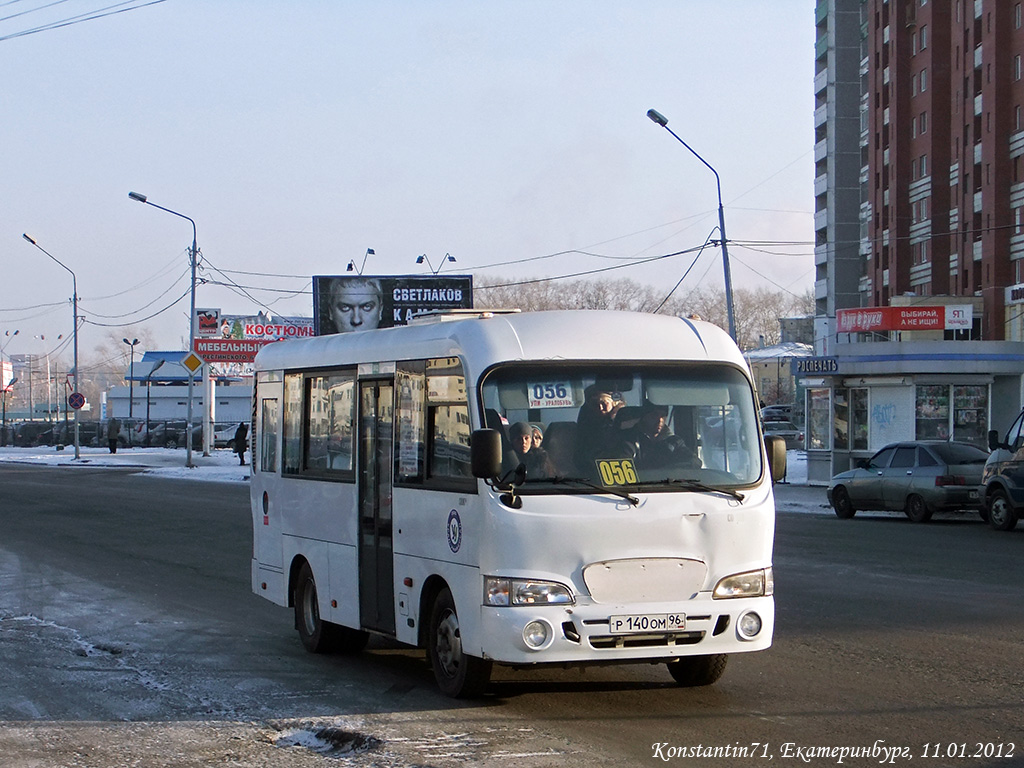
[827,441,988,523]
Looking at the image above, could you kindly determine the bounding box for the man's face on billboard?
[329,280,382,332]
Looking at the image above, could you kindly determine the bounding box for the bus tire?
[667,654,728,687]
[293,562,369,654]
[987,489,1019,531]
[428,587,492,698]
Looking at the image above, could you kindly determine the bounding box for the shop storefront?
[798,341,1024,484]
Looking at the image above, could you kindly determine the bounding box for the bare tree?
[475,276,812,351]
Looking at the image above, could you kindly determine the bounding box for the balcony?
[815,138,828,162]
[975,93,983,116]
[814,68,828,95]
[814,173,829,197]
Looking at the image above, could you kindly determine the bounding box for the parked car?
[213,422,244,450]
[761,404,796,423]
[762,420,804,450]
[827,440,988,522]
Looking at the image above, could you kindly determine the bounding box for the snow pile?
[0,446,250,484]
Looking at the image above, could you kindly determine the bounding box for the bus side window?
[305,372,356,473]
[430,404,472,479]
[260,398,279,473]
[424,358,474,490]
[396,364,426,483]
[282,373,303,475]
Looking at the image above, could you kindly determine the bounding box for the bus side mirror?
[765,435,787,484]
[471,429,503,479]
[989,429,1003,452]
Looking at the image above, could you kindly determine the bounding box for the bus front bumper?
[476,594,774,666]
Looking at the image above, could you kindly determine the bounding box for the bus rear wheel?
[667,654,729,687]
[293,562,369,654]
[428,587,492,698]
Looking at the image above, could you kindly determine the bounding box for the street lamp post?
[123,337,139,446]
[22,235,80,459]
[145,359,165,446]
[646,109,737,342]
[128,191,199,468]
[1,329,19,446]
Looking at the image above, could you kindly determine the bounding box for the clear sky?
[1,0,815,364]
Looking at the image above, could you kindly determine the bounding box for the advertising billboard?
[313,275,473,336]
[192,310,314,371]
[836,305,973,333]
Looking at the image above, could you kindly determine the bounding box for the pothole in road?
[275,726,383,758]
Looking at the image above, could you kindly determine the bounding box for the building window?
[920,154,928,176]
[920,25,927,50]
[1016,55,1022,81]
[920,110,928,133]
[953,385,988,447]
[920,68,927,92]
[808,389,831,450]
[916,385,950,440]
[1017,3,1022,29]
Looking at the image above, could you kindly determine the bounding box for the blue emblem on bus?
[447,509,462,553]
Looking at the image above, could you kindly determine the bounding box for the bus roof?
[253,310,747,374]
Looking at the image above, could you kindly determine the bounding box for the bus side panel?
[281,481,361,628]
[327,541,360,629]
[391,488,481,649]
[251,381,285,604]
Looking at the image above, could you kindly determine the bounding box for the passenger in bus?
[575,385,625,468]
[619,403,699,470]
[505,421,550,477]
[325,277,383,333]
[530,424,544,450]
[541,422,579,477]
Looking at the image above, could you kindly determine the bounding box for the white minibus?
[250,310,784,697]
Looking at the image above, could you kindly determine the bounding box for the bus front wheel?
[667,654,729,687]
[428,587,492,698]
[293,562,369,654]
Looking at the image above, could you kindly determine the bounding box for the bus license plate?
[609,613,685,634]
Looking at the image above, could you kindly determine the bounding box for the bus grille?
[588,631,706,650]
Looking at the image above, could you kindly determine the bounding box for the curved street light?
[647,109,737,342]
[22,235,80,459]
[128,191,200,467]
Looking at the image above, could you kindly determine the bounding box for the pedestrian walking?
[107,417,121,454]
[234,421,249,466]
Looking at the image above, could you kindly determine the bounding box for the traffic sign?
[67,391,86,410]
[182,351,204,374]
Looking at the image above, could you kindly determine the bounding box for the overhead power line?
[0,0,166,43]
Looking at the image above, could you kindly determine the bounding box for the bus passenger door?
[358,379,396,635]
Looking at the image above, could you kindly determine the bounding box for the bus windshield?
[479,362,762,491]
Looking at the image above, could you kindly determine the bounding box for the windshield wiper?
[657,478,745,503]
[550,476,639,506]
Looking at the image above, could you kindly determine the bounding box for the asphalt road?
[0,466,1021,767]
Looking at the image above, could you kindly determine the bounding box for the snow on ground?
[0,446,806,489]
[0,445,250,484]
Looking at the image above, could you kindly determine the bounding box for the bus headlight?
[712,567,773,599]
[484,577,574,606]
